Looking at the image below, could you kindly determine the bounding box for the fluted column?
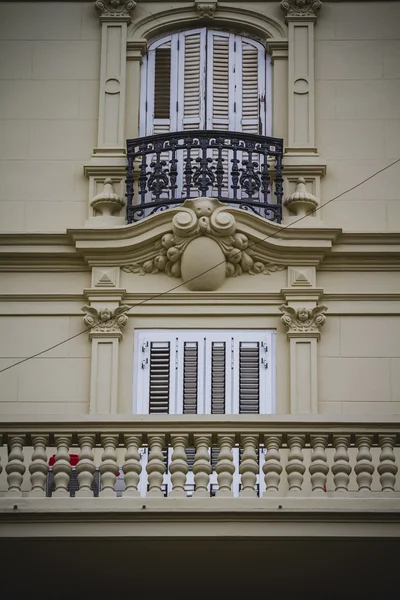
[146,435,166,497]
[192,435,212,498]
[6,435,26,496]
[216,435,235,497]
[332,435,351,493]
[53,435,72,497]
[122,435,142,497]
[29,435,49,497]
[355,435,374,493]
[286,435,305,493]
[309,435,328,494]
[239,435,259,497]
[169,435,189,498]
[100,434,119,496]
[262,435,283,494]
[76,435,96,497]
[378,435,398,492]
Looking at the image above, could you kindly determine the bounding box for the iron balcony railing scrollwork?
[126,130,284,224]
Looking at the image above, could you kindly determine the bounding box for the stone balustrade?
[0,416,399,500]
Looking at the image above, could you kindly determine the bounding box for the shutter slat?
[149,342,170,414]
[239,342,260,414]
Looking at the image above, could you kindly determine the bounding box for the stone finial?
[284,177,319,217]
[195,0,217,18]
[95,0,136,19]
[91,178,125,218]
[279,304,328,338]
[82,305,130,335]
[281,0,322,17]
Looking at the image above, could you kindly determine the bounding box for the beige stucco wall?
[0,1,399,420]
[0,2,100,232]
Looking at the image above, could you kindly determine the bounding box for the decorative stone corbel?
[284,177,319,217]
[195,0,217,18]
[95,0,136,21]
[121,198,284,290]
[281,0,321,18]
[88,178,125,226]
[82,304,130,414]
[279,303,327,415]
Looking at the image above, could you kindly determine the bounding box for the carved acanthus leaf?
[281,0,322,17]
[82,305,130,334]
[95,0,136,18]
[121,199,284,279]
[279,305,328,336]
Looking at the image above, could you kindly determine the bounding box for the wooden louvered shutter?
[206,31,233,131]
[177,29,206,131]
[239,39,266,135]
[238,341,260,414]
[148,341,171,414]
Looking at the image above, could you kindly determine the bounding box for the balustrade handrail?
[126,130,284,224]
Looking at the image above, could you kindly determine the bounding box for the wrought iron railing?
[126,130,284,224]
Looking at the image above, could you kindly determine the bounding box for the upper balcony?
[126,130,284,224]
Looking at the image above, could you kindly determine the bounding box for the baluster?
[99,434,119,497]
[169,435,189,498]
[6,435,26,496]
[332,435,351,492]
[126,153,134,224]
[355,435,374,492]
[377,435,398,492]
[53,435,72,497]
[122,435,142,497]
[309,435,329,494]
[184,141,193,198]
[139,146,148,204]
[262,435,282,494]
[76,435,96,497]
[216,435,235,497]
[0,434,2,478]
[239,435,259,497]
[193,435,212,497]
[231,140,240,200]
[169,141,178,202]
[286,435,305,493]
[274,148,284,223]
[29,435,49,497]
[146,435,166,497]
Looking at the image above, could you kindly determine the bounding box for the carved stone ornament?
[95,0,136,18]
[82,305,130,334]
[195,1,217,18]
[284,177,319,217]
[281,0,322,17]
[279,304,328,337]
[122,198,284,290]
[91,178,125,217]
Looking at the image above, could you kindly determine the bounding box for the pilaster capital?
[281,0,322,19]
[82,304,130,338]
[279,304,327,339]
[95,0,136,22]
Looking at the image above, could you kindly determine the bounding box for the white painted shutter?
[239,39,266,135]
[177,29,206,131]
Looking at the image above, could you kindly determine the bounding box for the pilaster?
[267,39,289,143]
[280,270,327,415]
[82,276,130,414]
[281,0,322,155]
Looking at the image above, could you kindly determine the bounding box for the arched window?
[140,29,271,136]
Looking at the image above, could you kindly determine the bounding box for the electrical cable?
[0,158,399,375]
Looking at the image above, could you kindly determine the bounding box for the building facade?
[0,0,399,592]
